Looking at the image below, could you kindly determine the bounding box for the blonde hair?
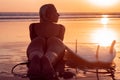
[39,4,57,23]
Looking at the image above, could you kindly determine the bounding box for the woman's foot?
[27,55,41,80]
[41,56,59,80]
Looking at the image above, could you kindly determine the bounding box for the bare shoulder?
[29,23,40,29]
[58,24,65,30]
[29,23,40,27]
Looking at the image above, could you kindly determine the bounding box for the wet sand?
[0,42,120,80]
[0,53,120,80]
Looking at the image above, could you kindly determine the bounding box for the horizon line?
[1,12,120,15]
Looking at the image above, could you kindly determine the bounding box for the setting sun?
[101,17,109,25]
[88,0,118,7]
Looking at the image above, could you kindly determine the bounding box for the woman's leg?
[26,37,45,80]
[45,37,65,65]
[27,37,45,60]
[41,56,59,80]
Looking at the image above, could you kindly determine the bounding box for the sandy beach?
[0,52,120,80]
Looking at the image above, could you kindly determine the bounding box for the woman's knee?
[27,37,46,58]
[47,37,65,49]
[47,37,63,45]
[28,37,46,48]
[33,37,46,43]
[46,37,65,56]
[47,37,58,41]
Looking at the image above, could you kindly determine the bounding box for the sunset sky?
[0,0,120,13]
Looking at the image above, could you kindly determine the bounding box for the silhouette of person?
[26,4,65,80]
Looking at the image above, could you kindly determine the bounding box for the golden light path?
[88,0,118,7]
[92,16,117,46]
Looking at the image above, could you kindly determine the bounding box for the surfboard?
[65,40,116,63]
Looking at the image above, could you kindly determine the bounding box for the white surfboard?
[65,40,116,63]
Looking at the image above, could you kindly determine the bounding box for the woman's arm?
[58,24,65,41]
[29,23,37,41]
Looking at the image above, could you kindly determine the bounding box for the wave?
[0,12,39,21]
[1,12,120,21]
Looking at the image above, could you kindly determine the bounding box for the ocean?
[0,12,120,70]
[0,12,120,79]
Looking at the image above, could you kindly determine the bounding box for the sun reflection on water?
[91,16,117,46]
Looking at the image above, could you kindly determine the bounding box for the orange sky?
[0,0,120,13]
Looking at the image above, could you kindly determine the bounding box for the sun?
[88,0,118,7]
[101,17,109,25]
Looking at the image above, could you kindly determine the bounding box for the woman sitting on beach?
[26,4,65,80]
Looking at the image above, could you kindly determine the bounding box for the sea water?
[0,12,120,64]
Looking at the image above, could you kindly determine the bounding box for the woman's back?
[29,23,65,40]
